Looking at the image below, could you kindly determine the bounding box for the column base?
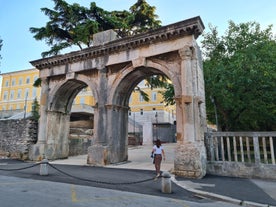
[30,143,46,161]
[30,143,69,161]
[174,142,207,179]
[87,145,109,166]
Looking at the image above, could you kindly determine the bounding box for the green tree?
[202,21,276,131]
[31,98,40,121]
[30,0,161,57]
[129,0,161,34]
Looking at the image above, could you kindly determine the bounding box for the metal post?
[40,156,49,176]
[161,171,172,193]
[23,92,28,119]
[134,112,135,137]
[155,111,158,139]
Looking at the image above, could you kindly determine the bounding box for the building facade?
[0,69,40,119]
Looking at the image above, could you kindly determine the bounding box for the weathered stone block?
[87,145,109,165]
[174,142,206,178]
[93,30,118,46]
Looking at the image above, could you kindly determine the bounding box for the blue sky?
[0,0,275,74]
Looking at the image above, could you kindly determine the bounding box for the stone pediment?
[30,16,204,70]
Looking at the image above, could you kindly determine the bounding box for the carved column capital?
[40,77,49,85]
[132,57,146,68]
[105,104,129,112]
[178,46,193,60]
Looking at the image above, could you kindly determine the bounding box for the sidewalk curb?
[171,175,273,207]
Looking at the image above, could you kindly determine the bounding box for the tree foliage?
[30,0,161,57]
[31,98,40,121]
[202,21,276,131]
[33,78,42,87]
[129,0,161,34]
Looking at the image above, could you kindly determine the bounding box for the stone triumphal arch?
[30,16,207,178]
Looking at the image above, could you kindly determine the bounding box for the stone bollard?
[161,171,172,193]
[40,158,49,176]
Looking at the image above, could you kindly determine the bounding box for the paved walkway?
[51,143,276,207]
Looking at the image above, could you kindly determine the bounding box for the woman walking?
[152,139,165,177]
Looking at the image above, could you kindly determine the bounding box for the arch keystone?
[66,72,76,80]
[132,57,146,68]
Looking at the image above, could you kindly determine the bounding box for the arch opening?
[106,65,177,162]
[50,79,88,113]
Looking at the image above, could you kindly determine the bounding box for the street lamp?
[133,111,135,136]
[24,92,28,119]
[155,111,158,140]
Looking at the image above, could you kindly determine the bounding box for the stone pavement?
[0,174,241,207]
[51,143,276,207]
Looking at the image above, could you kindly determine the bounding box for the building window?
[5,80,9,87]
[17,89,22,99]
[19,78,23,85]
[10,90,15,100]
[26,77,30,84]
[12,78,16,86]
[32,88,37,98]
[16,104,20,109]
[152,92,157,101]
[3,91,8,100]
[139,94,144,102]
[25,88,29,99]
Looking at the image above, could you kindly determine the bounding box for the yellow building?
[0,68,94,118]
[0,69,41,118]
[0,68,175,124]
[129,80,176,123]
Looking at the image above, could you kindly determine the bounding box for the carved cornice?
[30,16,204,70]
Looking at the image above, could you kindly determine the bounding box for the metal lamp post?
[23,92,28,119]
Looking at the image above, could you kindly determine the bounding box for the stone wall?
[68,119,93,156]
[0,118,92,160]
[68,137,92,156]
[207,162,276,180]
[0,119,38,160]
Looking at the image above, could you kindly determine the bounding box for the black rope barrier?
[0,162,41,171]
[0,161,156,185]
[48,163,155,185]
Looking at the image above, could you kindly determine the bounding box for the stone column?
[31,77,49,160]
[44,111,70,160]
[87,67,110,165]
[37,77,49,144]
[143,122,153,145]
[174,46,206,178]
[87,103,129,165]
[106,104,128,163]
